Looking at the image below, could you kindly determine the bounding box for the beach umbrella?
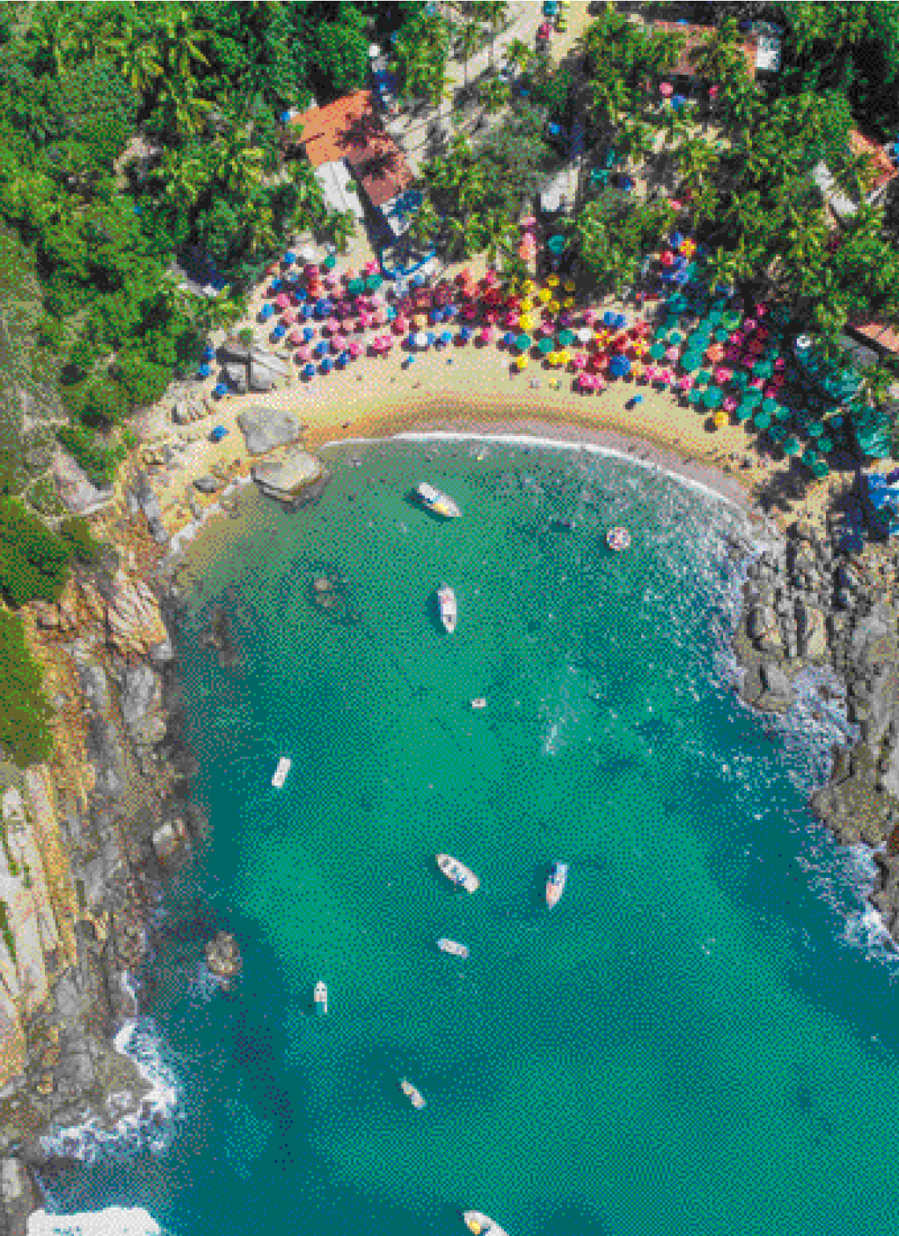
[761,397,778,415]
[802,447,819,467]
[734,404,752,423]
[516,355,529,370]
[302,364,315,379]
[817,436,834,454]
[677,375,694,392]
[520,314,536,331]
[197,363,211,378]
[260,304,274,322]
[516,334,533,352]
[696,369,713,386]
[558,329,575,347]
[704,386,724,408]
[713,410,729,429]
[538,337,554,355]
[812,460,830,478]
[347,278,364,295]
[754,411,772,430]
[753,360,774,379]
[650,342,667,361]
[458,327,472,342]
[576,326,593,345]
[365,275,382,290]
[609,355,631,378]
[688,388,705,406]
[768,424,786,443]
[294,343,312,361]
[332,334,348,352]
[547,235,567,255]
[348,340,363,358]
[315,340,329,356]
[320,357,333,373]
[412,331,429,349]
[680,354,701,373]
[439,330,453,346]
[547,275,560,288]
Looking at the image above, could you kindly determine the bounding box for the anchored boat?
[436,853,480,893]
[400,1077,426,1109]
[416,482,462,519]
[313,981,328,1015]
[436,937,470,959]
[463,1211,511,1236]
[437,586,457,633]
[272,757,291,789]
[545,861,569,909]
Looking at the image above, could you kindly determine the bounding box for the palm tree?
[478,73,511,120]
[325,210,356,254]
[410,198,440,249]
[479,209,517,267]
[503,38,533,80]
[456,19,481,90]
[858,362,895,409]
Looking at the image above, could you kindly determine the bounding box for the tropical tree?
[325,209,356,254]
[455,18,481,90]
[503,38,533,80]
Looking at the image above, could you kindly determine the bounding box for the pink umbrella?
[341,318,356,334]
[724,396,738,413]
[358,313,372,329]
[714,367,733,384]
[539,323,554,336]
[324,273,340,290]
[332,334,347,351]
[304,265,319,280]
[750,377,764,390]
[577,373,591,390]
[573,353,588,370]
[364,261,378,275]
[482,327,495,343]
[583,309,598,325]
[521,215,537,229]
[660,82,673,97]
[462,305,478,321]
[281,309,297,326]
[372,308,388,325]
[678,375,694,392]
[295,345,312,362]
[506,313,520,328]
[276,293,289,309]
[325,318,340,334]
[347,340,362,357]
[665,346,680,362]
[288,328,304,346]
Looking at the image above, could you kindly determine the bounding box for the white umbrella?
[577,327,593,344]
[414,331,429,349]
[298,244,316,263]
[369,43,381,58]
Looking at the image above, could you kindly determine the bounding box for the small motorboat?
[400,1077,426,1109]
[271,757,291,789]
[463,1211,511,1236]
[545,861,569,909]
[416,482,462,518]
[436,853,480,893]
[313,980,328,1015]
[437,937,470,959]
[471,697,487,710]
[607,526,631,551]
[437,586,457,634]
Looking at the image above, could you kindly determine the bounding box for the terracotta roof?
[850,320,899,355]
[849,128,897,194]
[653,23,758,82]
[287,90,411,209]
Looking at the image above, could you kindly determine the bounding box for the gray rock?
[252,448,327,505]
[172,401,192,425]
[248,348,291,392]
[147,515,168,544]
[238,407,306,456]
[796,604,828,659]
[759,660,793,703]
[220,337,250,363]
[149,638,174,665]
[223,363,248,394]
[747,605,777,642]
[193,475,223,494]
[151,818,191,870]
[205,932,242,986]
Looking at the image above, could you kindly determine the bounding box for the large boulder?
[205,932,242,988]
[248,348,291,392]
[220,337,251,363]
[238,406,305,455]
[795,603,828,659]
[223,363,248,395]
[252,448,328,506]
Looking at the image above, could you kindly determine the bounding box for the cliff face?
[0,541,203,1232]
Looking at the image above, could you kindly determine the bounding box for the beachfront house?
[284,91,414,239]
[811,128,898,225]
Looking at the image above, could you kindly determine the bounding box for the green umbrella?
[688,388,705,406]
[753,360,774,379]
[348,278,364,294]
[807,422,824,438]
[742,390,762,409]
[668,330,684,345]
[366,274,383,290]
[537,337,553,354]
[730,371,749,389]
[558,329,576,347]
[813,460,830,478]
[704,386,724,407]
[668,295,688,313]
[516,334,533,352]
[723,312,741,331]
[769,424,786,443]
[829,414,844,431]
[735,405,753,423]
[802,447,819,466]
[324,255,337,270]
[783,436,801,456]
[773,405,790,422]
[696,369,713,386]
[714,328,730,343]
[817,435,834,453]
[680,354,701,373]
[754,411,772,430]
[547,235,567,255]
[761,397,778,414]
[650,342,667,360]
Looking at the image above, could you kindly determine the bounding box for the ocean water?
[32,434,899,1236]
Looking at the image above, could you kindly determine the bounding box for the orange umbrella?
[706,343,725,362]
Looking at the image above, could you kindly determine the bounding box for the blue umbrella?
[459,327,472,342]
[198,363,211,378]
[272,325,286,339]
[670,232,684,250]
[440,330,453,345]
[320,358,332,374]
[283,251,296,265]
[303,364,315,379]
[426,332,435,347]
[504,332,516,346]
[269,280,282,293]
[315,341,328,356]
[202,345,215,361]
[260,304,274,321]
[609,355,631,378]
[444,305,458,319]
[603,311,616,326]
[213,383,227,398]
[672,94,685,110]
[411,273,426,288]
[339,351,350,365]
[303,327,315,342]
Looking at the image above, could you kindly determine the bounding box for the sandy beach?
[130,323,842,560]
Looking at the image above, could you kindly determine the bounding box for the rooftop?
[850,320,899,356]
[653,22,759,82]
[849,128,898,194]
[287,90,412,209]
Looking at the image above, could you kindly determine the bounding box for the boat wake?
[28,1206,174,1236]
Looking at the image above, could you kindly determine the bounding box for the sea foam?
[28,1206,166,1236]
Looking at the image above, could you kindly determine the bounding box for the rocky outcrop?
[52,449,114,517]
[251,447,329,507]
[128,471,168,545]
[237,406,306,456]
[205,932,241,989]
[220,342,291,394]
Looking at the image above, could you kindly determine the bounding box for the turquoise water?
[34,434,899,1236]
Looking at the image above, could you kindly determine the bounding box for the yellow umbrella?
[520,298,533,312]
[563,296,575,308]
[519,314,535,330]
[563,279,575,292]
[413,312,428,327]
[558,349,571,364]
[632,361,644,379]
[515,355,529,370]
[548,351,559,365]
[713,410,728,429]
[538,288,551,304]
[633,339,648,356]
[523,279,537,294]
[549,299,561,314]
[547,274,559,288]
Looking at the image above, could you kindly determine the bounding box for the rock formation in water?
[205,932,242,989]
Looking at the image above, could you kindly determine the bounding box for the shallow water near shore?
[34,435,899,1236]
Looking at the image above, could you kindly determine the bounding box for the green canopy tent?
[753,361,774,379]
[347,278,365,294]
[558,329,576,347]
[366,274,383,290]
[703,386,724,408]
[761,397,779,415]
[680,355,701,373]
[516,334,533,352]
[730,372,749,390]
[783,436,801,456]
[754,411,772,430]
[742,390,762,410]
[537,337,554,354]
[696,369,713,386]
[650,342,667,360]
[688,388,705,407]
[734,405,753,423]
[773,405,790,422]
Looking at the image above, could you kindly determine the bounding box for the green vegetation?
[0,497,72,607]
[0,609,54,767]
[0,900,16,963]
[58,515,103,564]
[55,424,128,487]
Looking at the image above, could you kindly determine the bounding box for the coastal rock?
[248,348,291,393]
[759,660,794,708]
[747,604,778,648]
[106,574,168,657]
[795,603,828,659]
[251,448,328,506]
[151,818,191,871]
[193,475,223,495]
[205,932,242,987]
[237,406,305,456]
[149,638,174,665]
[223,363,248,395]
[220,337,251,364]
[130,472,169,544]
[119,665,167,748]
[52,449,114,517]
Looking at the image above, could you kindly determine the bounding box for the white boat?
[471,697,487,710]
[463,1211,511,1236]
[436,937,470,958]
[436,853,480,893]
[400,1077,426,1109]
[271,757,291,789]
[545,861,569,909]
[437,586,457,633]
[416,481,462,518]
[607,526,631,551]
[313,980,328,1015]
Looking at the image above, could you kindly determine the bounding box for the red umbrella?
[392,318,408,335]
[348,340,363,357]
